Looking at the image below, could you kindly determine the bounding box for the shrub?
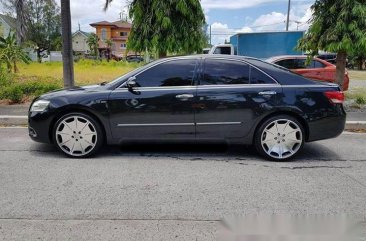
[0,74,62,102]
[1,85,24,103]
[0,67,13,87]
[356,96,366,105]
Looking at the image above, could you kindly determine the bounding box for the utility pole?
[286,0,291,31]
[294,21,301,30]
[209,25,212,46]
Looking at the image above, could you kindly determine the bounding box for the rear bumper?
[307,105,346,142]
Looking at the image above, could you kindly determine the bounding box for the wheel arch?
[49,106,107,144]
[252,110,309,144]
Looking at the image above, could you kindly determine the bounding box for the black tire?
[53,112,104,158]
[254,115,305,161]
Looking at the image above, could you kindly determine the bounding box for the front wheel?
[254,115,305,161]
[53,113,104,158]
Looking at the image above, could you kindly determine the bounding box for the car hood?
[39,84,104,99]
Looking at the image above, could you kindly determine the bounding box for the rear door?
[195,58,282,140]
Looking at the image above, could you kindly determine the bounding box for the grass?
[0,60,142,104]
[345,88,366,102]
[348,70,366,81]
[17,59,142,86]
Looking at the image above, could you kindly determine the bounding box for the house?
[0,14,16,38]
[90,20,134,58]
[72,30,91,54]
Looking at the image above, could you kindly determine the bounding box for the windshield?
[106,64,147,87]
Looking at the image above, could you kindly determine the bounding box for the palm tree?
[15,0,27,45]
[0,33,30,73]
[60,0,74,88]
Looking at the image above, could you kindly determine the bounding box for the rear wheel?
[254,115,305,161]
[53,113,103,158]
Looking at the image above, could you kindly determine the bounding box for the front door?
[108,58,198,141]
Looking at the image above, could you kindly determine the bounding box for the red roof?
[90,20,132,28]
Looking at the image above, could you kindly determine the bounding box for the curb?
[0,115,28,126]
[345,121,366,131]
[1,115,365,131]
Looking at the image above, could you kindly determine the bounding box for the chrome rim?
[261,119,302,159]
[55,116,97,157]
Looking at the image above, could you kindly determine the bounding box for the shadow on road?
[31,141,341,162]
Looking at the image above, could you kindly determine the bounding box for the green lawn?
[0,60,142,103]
[17,60,142,86]
[349,70,366,81]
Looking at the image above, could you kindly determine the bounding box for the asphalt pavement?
[0,128,366,240]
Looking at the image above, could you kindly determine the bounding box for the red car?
[267,55,349,91]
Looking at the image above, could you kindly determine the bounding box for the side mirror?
[126,77,137,89]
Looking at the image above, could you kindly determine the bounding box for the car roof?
[266,55,310,61]
[149,54,318,86]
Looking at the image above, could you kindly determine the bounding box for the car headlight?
[30,100,50,112]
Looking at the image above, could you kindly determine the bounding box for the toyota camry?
[28,55,346,161]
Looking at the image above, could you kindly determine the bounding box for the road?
[0,128,366,240]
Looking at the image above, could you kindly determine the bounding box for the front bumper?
[28,111,55,144]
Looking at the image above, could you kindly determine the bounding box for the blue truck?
[208,31,305,59]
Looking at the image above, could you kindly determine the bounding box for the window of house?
[120,32,128,37]
[120,43,127,49]
[101,28,107,40]
[134,59,197,87]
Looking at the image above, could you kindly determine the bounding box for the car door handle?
[258,91,277,95]
[176,94,194,100]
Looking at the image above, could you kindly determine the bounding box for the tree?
[26,0,62,63]
[105,38,113,61]
[298,0,366,90]
[104,0,206,58]
[15,0,26,45]
[1,0,62,57]
[0,33,30,73]
[87,33,99,60]
[60,0,74,88]
[0,0,27,45]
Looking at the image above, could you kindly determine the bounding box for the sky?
[1,0,316,45]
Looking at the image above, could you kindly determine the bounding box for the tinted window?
[202,59,250,85]
[312,60,325,68]
[202,59,275,85]
[275,59,296,69]
[213,47,231,55]
[250,67,275,84]
[134,59,196,87]
[276,59,314,69]
[296,59,308,69]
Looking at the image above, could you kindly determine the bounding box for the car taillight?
[324,91,345,104]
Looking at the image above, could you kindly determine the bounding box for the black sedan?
[28,55,346,161]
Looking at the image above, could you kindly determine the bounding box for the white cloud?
[252,12,286,31]
[208,3,313,45]
[210,22,253,45]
